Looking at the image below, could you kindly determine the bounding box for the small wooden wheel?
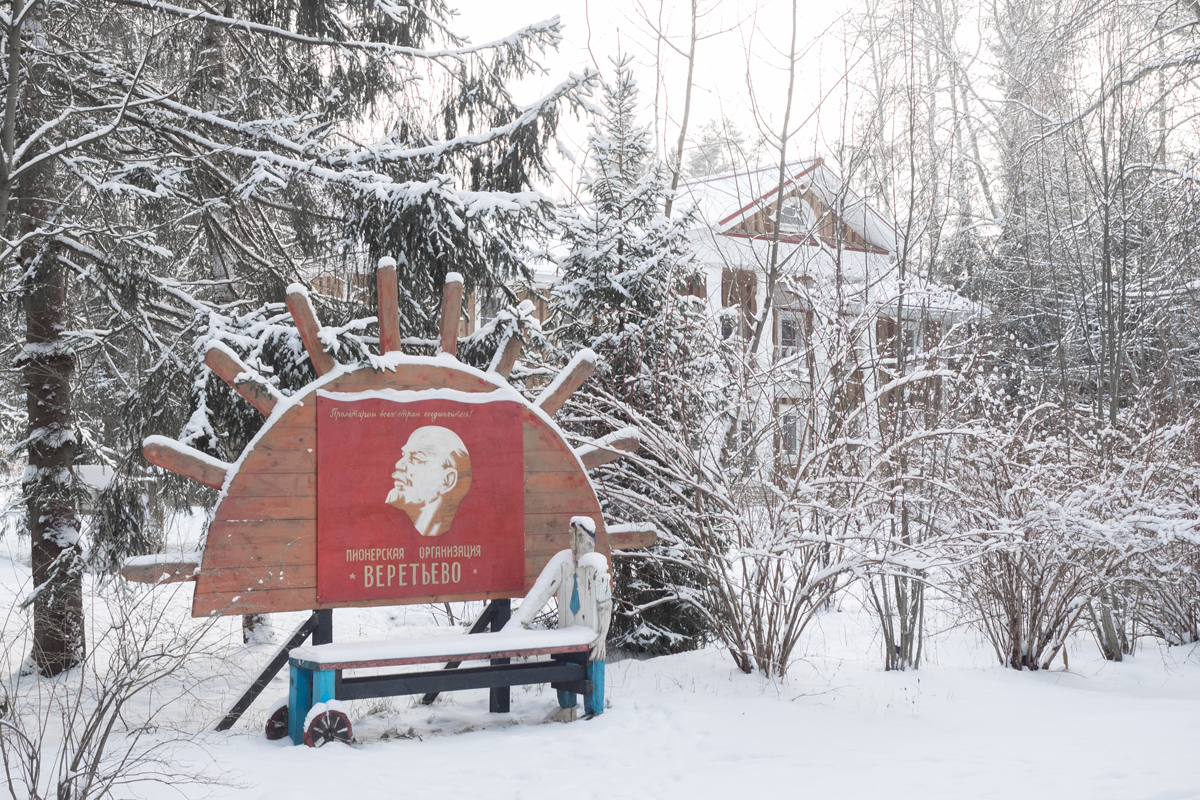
[264,703,289,740]
[304,708,353,747]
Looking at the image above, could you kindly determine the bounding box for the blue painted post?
[584,661,605,716]
[288,663,313,745]
[313,669,336,706]
[557,689,577,709]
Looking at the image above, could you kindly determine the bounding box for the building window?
[480,295,502,327]
[778,198,816,233]
[781,408,798,455]
[739,418,757,476]
[721,268,757,339]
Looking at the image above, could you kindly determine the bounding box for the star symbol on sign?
[473,569,477,575]
[350,573,356,580]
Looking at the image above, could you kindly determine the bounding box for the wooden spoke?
[142,435,231,490]
[608,524,658,551]
[204,342,281,416]
[376,257,402,354]
[439,272,464,357]
[285,285,336,376]
[575,427,640,471]
[491,333,523,379]
[534,349,597,416]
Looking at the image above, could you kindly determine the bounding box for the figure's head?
[386,426,472,535]
[570,517,596,559]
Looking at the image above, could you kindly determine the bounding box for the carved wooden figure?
[507,516,612,717]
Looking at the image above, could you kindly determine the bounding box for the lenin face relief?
[385,426,472,537]
[316,389,525,604]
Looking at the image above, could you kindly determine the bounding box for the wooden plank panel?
[193,587,524,617]
[194,587,318,617]
[223,473,315,499]
[199,563,316,594]
[523,490,610,515]
[205,519,316,548]
[252,427,315,451]
[524,471,590,493]
[204,541,315,569]
[271,404,316,427]
[523,420,569,452]
[524,452,581,473]
[215,495,315,521]
[322,366,496,394]
[236,448,315,474]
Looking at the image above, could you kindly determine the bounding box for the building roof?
[676,158,902,255]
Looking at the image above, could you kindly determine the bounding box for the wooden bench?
[286,621,602,745]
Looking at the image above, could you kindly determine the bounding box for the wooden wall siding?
[730,187,873,249]
[191,363,607,618]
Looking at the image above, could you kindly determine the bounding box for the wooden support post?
[216,612,320,732]
[439,273,464,357]
[142,436,230,490]
[584,661,605,716]
[204,342,281,417]
[376,257,402,354]
[420,601,500,705]
[313,608,333,646]
[285,285,336,376]
[491,333,523,379]
[288,663,313,745]
[489,598,511,713]
[534,349,597,416]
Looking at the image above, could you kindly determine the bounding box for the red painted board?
[315,392,524,604]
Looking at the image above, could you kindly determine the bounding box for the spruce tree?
[1,0,591,673]
[553,56,713,654]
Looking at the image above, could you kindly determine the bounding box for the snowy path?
[202,642,1200,800]
[1,544,1198,800]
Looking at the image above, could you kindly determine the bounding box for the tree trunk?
[23,235,84,675]
[16,5,84,675]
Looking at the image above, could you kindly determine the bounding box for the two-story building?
[678,158,981,473]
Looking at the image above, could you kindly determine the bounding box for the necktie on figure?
[570,573,581,615]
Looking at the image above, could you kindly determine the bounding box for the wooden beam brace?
[439,272,464,357]
[574,427,640,471]
[120,556,200,584]
[285,284,336,376]
[490,332,523,379]
[142,435,231,490]
[534,349,597,416]
[376,257,402,354]
[204,342,282,417]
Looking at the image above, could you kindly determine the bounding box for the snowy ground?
[2,529,1199,800]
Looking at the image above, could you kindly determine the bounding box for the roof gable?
[677,159,901,255]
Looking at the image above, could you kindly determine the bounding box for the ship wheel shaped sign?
[130,261,649,617]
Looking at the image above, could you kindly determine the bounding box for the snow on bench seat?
[289,625,597,671]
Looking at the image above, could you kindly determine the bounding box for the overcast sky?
[445,0,858,197]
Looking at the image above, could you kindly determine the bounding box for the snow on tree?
[551,56,714,654]
[0,0,594,674]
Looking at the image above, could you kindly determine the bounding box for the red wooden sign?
[315,390,525,604]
